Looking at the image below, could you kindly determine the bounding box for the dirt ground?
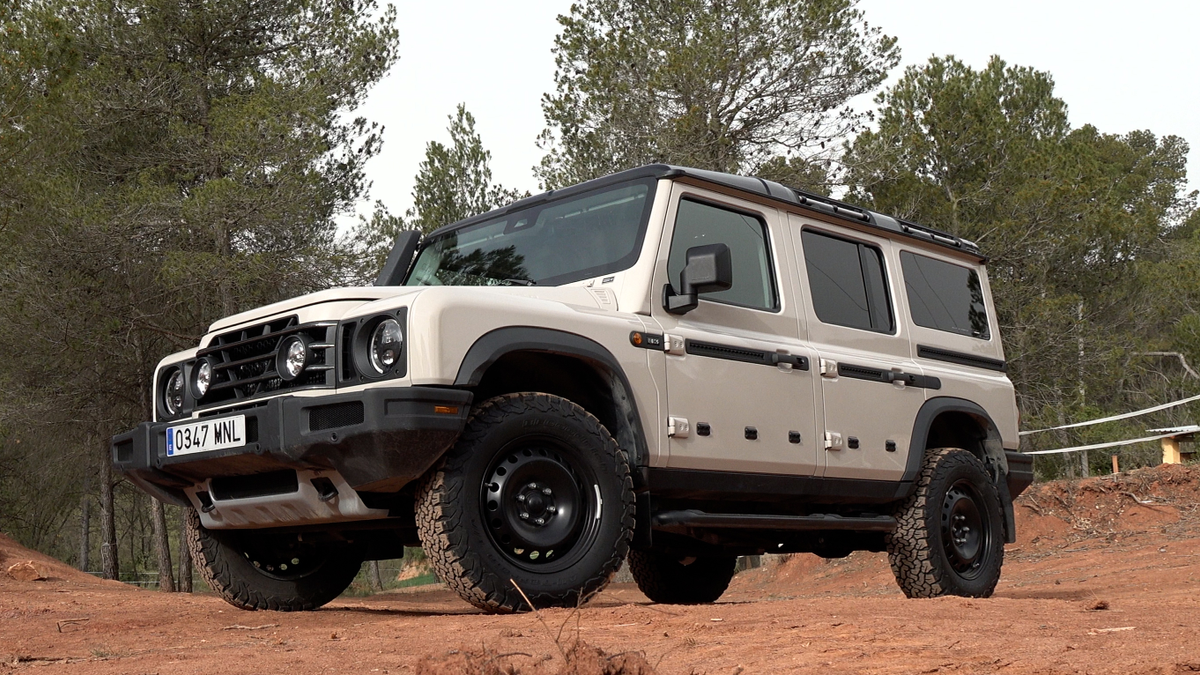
[4,465,1200,674]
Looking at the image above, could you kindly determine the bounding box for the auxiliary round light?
[369,319,403,374]
[193,359,213,398]
[163,369,185,416]
[278,336,308,381]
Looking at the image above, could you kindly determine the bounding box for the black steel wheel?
[417,393,635,613]
[482,441,601,572]
[941,479,992,579]
[886,447,1005,598]
[185,509,365,611]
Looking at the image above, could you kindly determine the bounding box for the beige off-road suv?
[113,165,1032,612]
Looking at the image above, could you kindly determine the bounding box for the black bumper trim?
[1005,450,1034,498]
[112,386,473,505]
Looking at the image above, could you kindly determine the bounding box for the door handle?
[770,353,809,370]
[887,371,941,390]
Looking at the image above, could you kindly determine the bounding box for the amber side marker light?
[630,332,644,346]
[434,405,459,415]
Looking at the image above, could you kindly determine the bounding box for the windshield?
[404,179,656,287]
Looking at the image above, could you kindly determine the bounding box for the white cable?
[1022,431,1189,455]
[1019,392,1200,436]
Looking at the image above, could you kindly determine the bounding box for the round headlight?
[369,319,403,374]
[163,369,185,416]
[277,336,308,381]
[193,359,213,398]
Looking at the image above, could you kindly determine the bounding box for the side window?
[900,251,990,339]
[801,230,893,333]
[668,199,777,311]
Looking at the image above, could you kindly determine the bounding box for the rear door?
[791,218,929,482]
[651,184,819,476]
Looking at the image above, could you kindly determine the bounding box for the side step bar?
[653,509,896,532]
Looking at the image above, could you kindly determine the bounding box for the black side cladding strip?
[685,339,809,370]
[839,362,941,390]
[917,345,1007,372]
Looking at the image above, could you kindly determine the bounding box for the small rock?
[6,561,46,582]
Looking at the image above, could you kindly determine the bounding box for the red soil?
[4,464,1200,674]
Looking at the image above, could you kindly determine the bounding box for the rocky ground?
[4,464,1200,674]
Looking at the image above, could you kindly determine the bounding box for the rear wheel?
[185,509,364,611]
[886,447,1005,598]
[416,393,635,613]
[627,550,737,604]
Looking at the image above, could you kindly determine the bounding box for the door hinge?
[820,358,838,378]
[667,416,690,438]
[663,333,685,355]
[824,431,843,450]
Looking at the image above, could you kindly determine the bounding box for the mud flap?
[997,475,1016,544]
[632,491,653,550]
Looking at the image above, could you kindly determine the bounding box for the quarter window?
[801,230,893,333]
[900,251,990,339]
[668,199,777,311]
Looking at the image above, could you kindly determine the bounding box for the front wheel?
[185,509,365,611]
[886,447,1005,598]
[416,393,635,613]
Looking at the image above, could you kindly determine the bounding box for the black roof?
[424,164,983,260]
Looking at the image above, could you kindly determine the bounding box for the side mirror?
[664,243,733,315]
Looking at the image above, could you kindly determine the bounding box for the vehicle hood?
[207,287,422,333]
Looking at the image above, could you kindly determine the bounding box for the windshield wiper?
[502,278,536,286]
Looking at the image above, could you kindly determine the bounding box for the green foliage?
[408,105,527,234]
[355,104,526,276]
[536,0,899,188]
[0,0,398,567]
[844,56,1200,470]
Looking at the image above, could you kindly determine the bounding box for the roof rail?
[897,219,980,253]
[790,188,871,223]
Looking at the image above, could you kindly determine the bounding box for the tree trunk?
[178,509,193,593]
[99,445,119,580]
[151,496,175,592]
[368,560,384,592]
[79,493,90,572]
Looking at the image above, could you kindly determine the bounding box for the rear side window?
[801,230,893,333]
[900,251,990,339]
[668,199,777,311]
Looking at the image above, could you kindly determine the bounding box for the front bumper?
[111,386,473,509]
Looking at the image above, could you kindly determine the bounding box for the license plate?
[166,415,246,457]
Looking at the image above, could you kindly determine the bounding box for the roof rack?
[790,188,871,223]
[897,219,980,253]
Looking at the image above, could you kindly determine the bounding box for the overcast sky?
[350,0,1199,222]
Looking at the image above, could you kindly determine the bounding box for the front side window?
[667,199,777,311]
[405,180,654,287]
[801,230,893,333]
[900,251,990,339]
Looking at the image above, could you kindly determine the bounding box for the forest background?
[1,0,1197,589]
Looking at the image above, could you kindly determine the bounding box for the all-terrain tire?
[185,508,365,611]
[886,447,1005,598]
[416,392,635,613]
[627,550,737,604]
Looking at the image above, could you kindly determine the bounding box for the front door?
[651,185,819,477]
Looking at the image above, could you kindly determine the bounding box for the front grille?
[196,316,336,407]
[309,401,365,431]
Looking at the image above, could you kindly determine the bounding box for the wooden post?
[1111,454,1119,474]
[1163,436,1183,465]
